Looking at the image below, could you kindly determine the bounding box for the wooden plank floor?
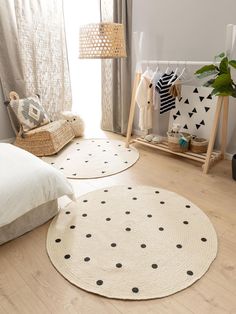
[0,130,236,314]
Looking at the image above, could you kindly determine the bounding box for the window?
[64,0,101,131]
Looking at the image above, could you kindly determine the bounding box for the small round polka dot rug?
[46,185,217,300]
[42,139,139,179]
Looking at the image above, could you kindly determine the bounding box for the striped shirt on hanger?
[156,72,177,114]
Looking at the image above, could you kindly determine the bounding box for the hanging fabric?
[0,0,72,121]
[100,0,133,135]
[135,68,153,131]
[156,72,177,114]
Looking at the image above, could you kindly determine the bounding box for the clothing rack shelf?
[125,61,229,174]
[132,137,222,167]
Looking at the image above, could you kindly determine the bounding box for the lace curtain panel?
[101,0,132,134]
[0,0,72,120]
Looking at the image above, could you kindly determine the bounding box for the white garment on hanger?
[135,69,154,131]
[151,71,162,111]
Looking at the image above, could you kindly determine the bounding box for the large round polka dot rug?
[42,139,139,179]
[47,185,217,300]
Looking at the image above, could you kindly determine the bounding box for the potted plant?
[195,52,236,97]
[195,53,236,180]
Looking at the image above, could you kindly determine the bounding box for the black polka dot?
[70,225,76,229]
[106,218,111,221]
[86,234,92,238]
[102,150,106,152]
[183,221,189,225]
[128,187,132,190]
[67,158,70,161]
[64,254,70,259]
[89,154,92,156]
[106,141,110,143]
[104,189,108,192]
[77,149,80,151]
[65,211,70,215]
[85,160,89,163]
[132,197,137,200]
[124,161,128,164]
[187,270,193,276]
[125,211,130,215]
[96,280,103,285]
[125,227,131,232]
[140,244,146,248]
[76,142,79,144]
[147,214,152,218]
[152,264,158,269]
[118,144,122,147]
[84,257,90,262]
[160,201,165,204]
[114,154,118,156]
[159,227,164,231]
[82,213,87,217]
[101,171,106,174]
[91,140,95,142]
[132,287,139,293]
[83,200,88,203]
[176,244,182,249]
[186,205,191,208]
[60,167,64,170]
[116,263,122,268]
[104,161,108,164]
[51,162,55,165]
[97,145,101,147]
[155,191,160,194]
[55,238,61,243]
[128,149,131,152]
[101,201,106,204]
[201,237,207,242]
[72,173,77,176]
[111,243,117,247]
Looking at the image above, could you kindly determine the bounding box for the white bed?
[0,143,74,244]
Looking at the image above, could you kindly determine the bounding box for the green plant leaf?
[211,88,219,95]
[215,52,225,59]
[203,78,215,87]
[195,64,217,75]
[229,60,236,69]
[211,73,232,88]
[219,57,229,74]
[211,83,235,96]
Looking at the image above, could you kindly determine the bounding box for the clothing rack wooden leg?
[221,96,229,159]
[203,96,224,174]
[125,72,141,148]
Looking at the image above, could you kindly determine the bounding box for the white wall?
[132,0,236,154]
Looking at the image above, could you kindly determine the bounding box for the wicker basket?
[14,120,75,156]
[190,137,209,154]
[167,132,191,153]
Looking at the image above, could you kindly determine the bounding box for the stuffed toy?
[61,111,84,137]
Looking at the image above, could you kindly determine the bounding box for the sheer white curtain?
[63,0,101,131]
[0,0,72,120]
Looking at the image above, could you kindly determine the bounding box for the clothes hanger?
[168,61,179,84]
[165,61,170,74]
[154,62,159,73]
[170,62,186,85]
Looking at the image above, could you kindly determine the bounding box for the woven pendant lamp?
[79,22,127,59]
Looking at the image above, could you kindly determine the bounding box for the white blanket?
[0,144,74,227]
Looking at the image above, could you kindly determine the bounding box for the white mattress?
[0,143,74,227]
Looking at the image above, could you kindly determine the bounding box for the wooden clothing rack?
[125,60,229,174]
